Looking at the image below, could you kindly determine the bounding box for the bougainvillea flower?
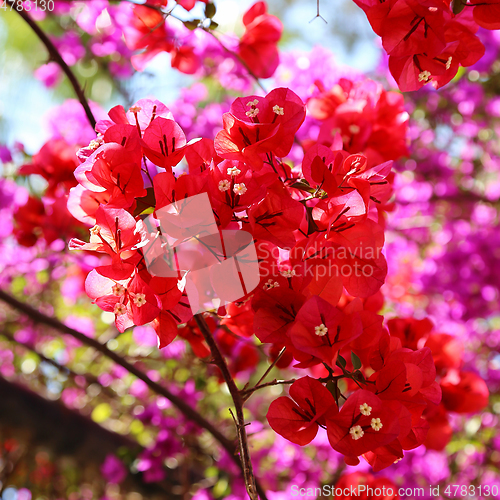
[238,1,283,79]
[141,118,189,170]
[380,0,451,59]
[247,181,304,248]
[425,333,464,371]
[19,139,79,197]
[85,270,161,332]
[69,206,143,264]
[267,376,338,445]
[289,295,362,368]
[326,390,400,464]
[95,98,174,135]
[471,0,500,29]
[334,472,400,500]
[441,370,489,413]
[214,88,306,167]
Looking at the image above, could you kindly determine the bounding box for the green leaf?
[326,380,339,404]
[336,355,347,369]
[351,351,362,370]
[204,2,216,19]
[209,20,219,30]
[183,20,200,30]
[133,187,156,216]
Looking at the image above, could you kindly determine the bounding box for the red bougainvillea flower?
[423,403,453,451]
[67,185,111,225]
[123,5,175,72]
[470,0,500,29]
[335,472,400,500]
[386,317,434,350]
[267,376,337,445]
[441,369,489,413]
[69,206,143,276]
[141,117,189,171]
[85,270,161,333]
[214,88,306,168]
[95,99,174,136]
[238,1,283,79]
[288,295,362,368]
[326,390,400,465]
[247,181,304,248]
[19,139,79,197]
[309,78,409,165]
[380,0,452,59]
[425,333,464,371]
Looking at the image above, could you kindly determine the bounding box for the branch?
[0,330,116,400]
[241,378,296,397]
[241,347,287,402]
[8,1,96,129]
[0,290,238,466]
[194,315,266,500]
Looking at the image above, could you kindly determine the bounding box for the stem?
[0,330,117,400]
[241,378,296,397]
[242,347,286,397]
[8,1,96,129]
[194,315,264,500]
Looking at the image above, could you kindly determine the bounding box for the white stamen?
[128,105,142,113]
[273,105,284,115]
[359,403,372,416]
[114,303,127,315]
[280,269,296,278]
[133,293,146,307]
[314,324,329,336]
[112,284,126,297]
[246,99,259,107]
[349,425,364,440]
[349,124,360,134]
[245,108,260,118]
[227,167,241,177]
[371,418,383,431]
[418,70,432,83]
[263,279,280,290]
[218,180,230,192]
[446,56,452,70]
[233,183,247,195]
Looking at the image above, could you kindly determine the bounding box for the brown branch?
[0,330,116,400]
[241,378,296,398]
[8,1,96,129]
[194,315,266,500]
[243,347,286,394]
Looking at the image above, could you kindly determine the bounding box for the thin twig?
[241,378,296,397]
[8,1,96,129]
[194,315,265,500]
[0,330,116,400]
[254,347,286,388]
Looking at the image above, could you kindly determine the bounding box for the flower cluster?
[63,81,441,467]
[351,0,500,91]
